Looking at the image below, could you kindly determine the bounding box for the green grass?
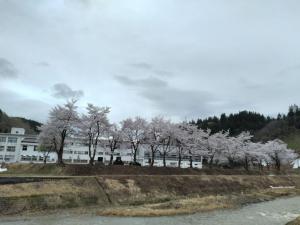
[282,130,300,153]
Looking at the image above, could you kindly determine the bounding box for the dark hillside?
[0,109,41,134]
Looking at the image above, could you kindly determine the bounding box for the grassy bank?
[1,174,300,216]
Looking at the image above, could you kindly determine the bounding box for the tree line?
[191,105,300,140]
[38,100,298,170]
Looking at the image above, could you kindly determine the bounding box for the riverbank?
[98,188,300,217]
[1,174,300,217]
[287,217,300,225]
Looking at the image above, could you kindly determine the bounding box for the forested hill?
[191,105,300,152]
[191,111,273,136]
[0,109,41,134]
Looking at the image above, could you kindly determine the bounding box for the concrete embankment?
[1,175,300,216]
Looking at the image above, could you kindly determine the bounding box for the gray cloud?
[0,89,50,122]
[1,1,300,121]
[52,83,84,99]
[114,75,167,88]
[141,87,215,118]
[131,62,153,70]
[130,62,173,77]
[0,58,18,78]
[35,61,50,67]
[115,75,215,118]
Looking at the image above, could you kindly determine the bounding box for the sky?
[1,0,300,123]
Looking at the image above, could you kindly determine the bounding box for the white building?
[0,128,202,168]
[293,159,300,169]
[0,128,26,163]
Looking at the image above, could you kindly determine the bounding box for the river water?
[1,197,300,225]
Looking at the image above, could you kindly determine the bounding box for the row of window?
[0,155,15,161]
[64,150,121,156]
[0,137,18,143]
[0,146,16,152]
[20,155,54,162]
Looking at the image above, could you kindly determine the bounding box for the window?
[22,145,28,151]
[8,137,18,143]
[4,155,14,161]
[7,146,16,152]
[64,150,73,154]
[39,156,49,161]
[21,155,31,161]
[0,146,4,151]
[0,137,6,143]
[34,146,38,151]
[0,155,3,160]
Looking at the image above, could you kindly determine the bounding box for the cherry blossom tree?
[178,123,207,168]
[242,142,267,171]
[38,123,58,164]
[223,131,252,168]
[158,120,176,167]
[145,116,171,166]
[39,100,78,165]
[77,104,110,165]
[204,130,229,168]
[121,117,148,164]
[106,123,123,165]
[264,139,297,170]
[172,123,191,168]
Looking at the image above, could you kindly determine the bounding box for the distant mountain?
[0,109,42,134]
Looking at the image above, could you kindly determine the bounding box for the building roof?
[21,136,38,144]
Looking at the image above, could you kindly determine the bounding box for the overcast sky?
[1,0,300,123]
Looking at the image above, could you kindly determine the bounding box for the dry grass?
[98,195,232,217]
[98,188,300,217]
[0,179,97,197]
[286,217,300,225]
[1,174,300,217]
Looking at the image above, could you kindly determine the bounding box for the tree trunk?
[163,152,166,167]
[189,155,193,168]
[57,150,64,165]
[109,152,114,165]
[133,148,137,163]
[178,151,182,168]
[57,130,67,166]
[244,156,249,171]
[275,153,281,171]
[89,157,95,165]
[209,155,214,168]
[150,146,155,167]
